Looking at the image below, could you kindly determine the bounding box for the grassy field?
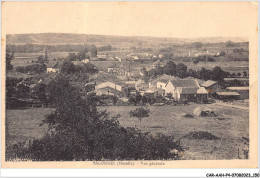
[6,103,249,160]
[6,108,53,147]
[99,103,249,160]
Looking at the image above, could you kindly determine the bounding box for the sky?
[2,1,258,38]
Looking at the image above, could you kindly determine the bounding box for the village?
[5,36,250,160]
[12,50,248,108]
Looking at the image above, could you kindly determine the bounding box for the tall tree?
[129,107,150,128]
[176,63,187,78]
[164,61,176,76]
[211,66,228,81]
[199,67,212,81]
[6,50,14,71]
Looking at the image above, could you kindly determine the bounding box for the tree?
[140,67,149,81]
[199,67,212,81]
[77,50,88,60]
[112,96,118,106]
[164,61,176,76]
[61,60,76,74]
[128,96,136,105]
[211,66,228,81]
[220,51,226,57]
[89,45,97,58]
[16,64,46,74]
[34,84,47,102]
[243,71,248,77]
[233,48,240,54]
[45,75,72,104]
[226,41,236,47]
[6,51,14,71]
[66,53,78,61]
[188,69,199,78]
[176,63,187,78]
[38,55,46,64]
[135,93,142,104]
[129,107,150,128]
[141,95,148,105]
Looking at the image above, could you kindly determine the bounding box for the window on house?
[160,85,162,89]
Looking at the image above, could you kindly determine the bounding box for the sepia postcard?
[1,1,258,168]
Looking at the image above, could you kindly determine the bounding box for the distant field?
[6,102,248,160]
[10,51,249,74]
[11,52,69,68]
[185,61,249,74]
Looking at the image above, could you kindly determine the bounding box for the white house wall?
[47,68,59,73]
[157,82,167,90]
[165,81,177,99]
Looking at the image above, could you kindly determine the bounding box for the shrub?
[183,131,219,140]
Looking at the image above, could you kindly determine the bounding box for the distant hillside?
[6,33,248,45]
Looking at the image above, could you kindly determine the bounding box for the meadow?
[11,52,69,68]
[100,103,249,160]
[6,103,249,160]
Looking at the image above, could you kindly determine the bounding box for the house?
[143,89,155,98]
[153,60,165,69]
[194,50,215,57]
[226,87,249,99]
[96,86,122,96]
[158,54,163,59]
[107,64,126,76]
[196,87,209,102]
[216,92,240,100]
[201,80,221,96]
[135,79,149,92]
[46,62,60,73]
[96,81,124,92]
[115,57,122,62]
[165,78,208,102]
[107,57,115,61]
[94,76,128,97]
[149,74,176,90]
[133,56,139,61]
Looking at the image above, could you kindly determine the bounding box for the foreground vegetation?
[6,100,249,160]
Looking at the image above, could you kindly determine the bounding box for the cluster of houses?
[85,69,249,103]
[43,52,249,104]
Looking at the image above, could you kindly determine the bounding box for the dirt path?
[213,102,248,110]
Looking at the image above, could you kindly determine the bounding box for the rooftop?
[47,62,60,68]
[197,87,208,94]
[170,78,200,88]
[177,87,198,94]
[216,92,240,96]
[201,80,217,88]
[224,78,249,81]
[227,87,249,91]
[97,86,122,95]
